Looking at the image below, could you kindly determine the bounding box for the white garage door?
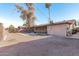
[47,24,67,37]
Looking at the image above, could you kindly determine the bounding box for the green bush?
[8,25,15,33]
[72,28,77,34]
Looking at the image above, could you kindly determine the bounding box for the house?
[32,19,76,37]
[32,24,47,34]
[47,20,76,37]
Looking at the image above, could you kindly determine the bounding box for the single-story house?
[32,24,47,34]
[32,19,76,37]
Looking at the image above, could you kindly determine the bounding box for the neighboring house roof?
[63,19,76,25]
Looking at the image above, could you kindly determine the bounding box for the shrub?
[8,25,15,33]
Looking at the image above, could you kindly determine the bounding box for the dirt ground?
[0,32,79,56]
[0,32,49,47]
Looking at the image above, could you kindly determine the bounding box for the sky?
[0,3,79,28]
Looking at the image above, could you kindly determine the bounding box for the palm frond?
[45,3,51,8]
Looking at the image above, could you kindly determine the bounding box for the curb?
[65,37,79,40]
[51,35,79,40]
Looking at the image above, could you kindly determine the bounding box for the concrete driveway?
[0,34,79,56]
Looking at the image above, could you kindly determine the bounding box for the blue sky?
[0,3,79,28]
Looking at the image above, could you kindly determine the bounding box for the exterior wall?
[47,24,68,37]
[69,23,76,29]
[0,23,4,40]
[33,26,47,33]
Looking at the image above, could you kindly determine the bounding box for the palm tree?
[45,3,52,23]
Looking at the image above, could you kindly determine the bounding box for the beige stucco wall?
[0,23,5,40]
[47,24,68,37]
[0,23,4,40]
